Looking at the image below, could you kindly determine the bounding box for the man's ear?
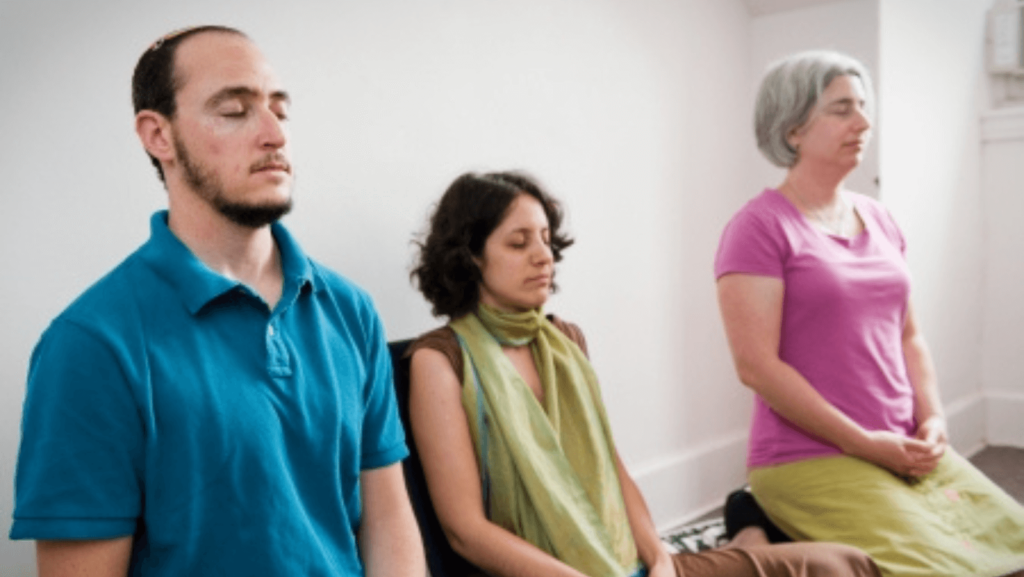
[135,111,175,164]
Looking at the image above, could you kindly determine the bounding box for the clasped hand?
[857,416,947,479]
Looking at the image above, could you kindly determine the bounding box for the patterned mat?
[662,517,729,553]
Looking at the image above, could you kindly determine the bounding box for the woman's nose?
[533,242,553,264]
[854,106,872,133]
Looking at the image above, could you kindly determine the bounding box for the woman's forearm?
[718,275,870,455]
[737,353,937,477]
[615,454,672,573]
[448,517,590,577]
[904,333,944,425]
[901,303,944,428]
[737,357,871,456]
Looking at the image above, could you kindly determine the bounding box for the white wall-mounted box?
[989,0,1024,75]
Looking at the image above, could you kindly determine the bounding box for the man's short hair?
[132,25,248,182]
[754,50,874,168]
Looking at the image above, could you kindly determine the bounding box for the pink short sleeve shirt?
[715,189,916,468]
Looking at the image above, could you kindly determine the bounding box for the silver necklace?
[786,183,849,236]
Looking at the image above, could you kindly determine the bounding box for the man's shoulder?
[304,260,386,335]
[56,248,153,329]
[31,246,161,369]
[307,259,373,305]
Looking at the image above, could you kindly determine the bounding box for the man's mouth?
[252,156,291,174]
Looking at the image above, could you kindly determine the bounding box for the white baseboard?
[945,392,987,457]
[944,390,1024,453]
[631,432,747,533]
[986,391,1024,447]
[633,391,1023,533]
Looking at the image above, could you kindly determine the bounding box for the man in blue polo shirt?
[11,26,425,576]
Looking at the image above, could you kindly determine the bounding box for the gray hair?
[755,50,874,168]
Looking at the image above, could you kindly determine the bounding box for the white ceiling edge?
[743,0,858,17]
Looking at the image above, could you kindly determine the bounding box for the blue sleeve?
[357,297,408,470]
[11,319,142,540]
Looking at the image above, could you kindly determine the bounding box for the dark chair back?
[388,339,484,577]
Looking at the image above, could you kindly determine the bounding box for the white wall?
[878,0,992,454]
[980,107,1024,446]
[0,0,756,570]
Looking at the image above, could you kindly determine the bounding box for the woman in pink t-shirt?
[715,50,1024,576]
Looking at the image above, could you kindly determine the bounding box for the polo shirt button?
[268,325,275,337]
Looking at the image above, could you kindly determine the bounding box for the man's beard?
[175,138,292,228]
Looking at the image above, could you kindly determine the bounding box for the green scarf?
[450,304,641,577]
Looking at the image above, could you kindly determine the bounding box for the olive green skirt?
[749,450,1024,577]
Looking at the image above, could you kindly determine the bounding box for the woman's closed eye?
[829,103,853,116]
[827,99,865,117]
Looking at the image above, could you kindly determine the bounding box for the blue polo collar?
[139,211,317,315]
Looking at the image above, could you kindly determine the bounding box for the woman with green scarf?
[407,171,880,577]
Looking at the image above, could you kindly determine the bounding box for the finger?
[904,438,933,453]
[918,454,942,471]
[909,438,933,450]
[914,447,942,464]
[911,441,940,459]
[908,459,936,476]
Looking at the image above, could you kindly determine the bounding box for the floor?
[971,445,1024,504]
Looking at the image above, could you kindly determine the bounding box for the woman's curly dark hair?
[411,171,574,319]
